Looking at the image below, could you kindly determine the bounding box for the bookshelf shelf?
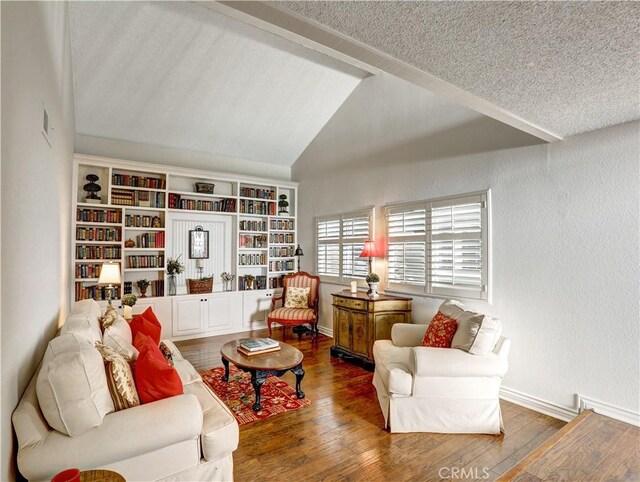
[72,155,297,314]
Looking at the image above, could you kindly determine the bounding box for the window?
[386,191,490,300]
[316,209,373,281]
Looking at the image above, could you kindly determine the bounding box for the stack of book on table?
[238,338,281,356]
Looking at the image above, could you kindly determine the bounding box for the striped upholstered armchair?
[268,271,320,337]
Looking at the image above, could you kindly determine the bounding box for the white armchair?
[372,323,511,434]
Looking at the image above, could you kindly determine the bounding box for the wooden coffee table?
[220,339,305,412]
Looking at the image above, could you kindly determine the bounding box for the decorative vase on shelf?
[168,275,177,296]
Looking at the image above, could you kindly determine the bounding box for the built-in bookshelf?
[72,155,297,303]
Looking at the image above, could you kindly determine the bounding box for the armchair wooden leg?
[267,320,272,338]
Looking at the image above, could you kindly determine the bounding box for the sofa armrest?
[411,347,508,378]
[391,323,428,347]
[17,394,203,482]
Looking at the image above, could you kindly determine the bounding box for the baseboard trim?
[500,386,577,422]
[577,395,640,427]
[317,325,333,338]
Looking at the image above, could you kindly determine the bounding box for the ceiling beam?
[205,0,562,143]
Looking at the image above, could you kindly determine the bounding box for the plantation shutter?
[385,192,489,300]
[316,209,373,281]
[317,218,340,278]
[387,208,426,285]
[430,195,487,299]
[342,214,370,279]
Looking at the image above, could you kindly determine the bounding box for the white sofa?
[373,309,510,434]
[12,300,239,481]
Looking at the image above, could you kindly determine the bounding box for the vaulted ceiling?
[69,1,367,166]
[69,1,639,168]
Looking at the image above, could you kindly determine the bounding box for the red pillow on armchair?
[130,307,162,345]
[420,311,458,348]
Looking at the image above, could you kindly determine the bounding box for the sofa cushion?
[420,311,458,348]
[372,340,413,396]
[134,333,183,403]
[441,300,502,356]
[95,343,140,411]
[184,382,239,461]
[59,299,102,345]
[130,307,162,345]
[36,334,114,436]
[103,315,138,361]
[160,340,201,385]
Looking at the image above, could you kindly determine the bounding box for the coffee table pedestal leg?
[292,364,305,399]
[221,357,230,382]
[251,371,266,412]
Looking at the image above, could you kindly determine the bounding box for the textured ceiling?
[278,1,640,138]
[69,1,367,166]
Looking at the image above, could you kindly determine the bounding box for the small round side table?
[80,470,125,482]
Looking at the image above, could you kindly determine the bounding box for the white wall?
[1,2,76,478]
[292,73,640,419]
[76,134,291,181]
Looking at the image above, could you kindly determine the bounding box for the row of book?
[269,260,295,271]
[126,255,164,269]
[239,220,267,232]
[238,234,267,249]
[238,253,267,266]
[123,280,164,297]
[238,338,281,356]
[75,283,118,302]
[269,275,286,289]
[77,208,122,224]
[270,246,295,258]
[239,187,275,200]
[75,263,102,279]
[112,174,166,190]
[238,275,267,291]
[125,214,162,228]
[132,232,165,248]
[112,189,165,208]
[239,200,276,216]
[76,227,121,242]
[270,219,294,231]
[168,194,237,213]
[270,233,295,244]
[76,246,121,260]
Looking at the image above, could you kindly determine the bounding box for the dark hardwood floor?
[176,328,569,481]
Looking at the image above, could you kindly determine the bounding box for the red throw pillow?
[130,307,162,346]
[134,333,183,404]
[420,311,458,348]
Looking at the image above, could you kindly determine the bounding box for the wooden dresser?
[330,291,412,370]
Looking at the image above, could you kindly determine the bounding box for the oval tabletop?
[220,339,303,371]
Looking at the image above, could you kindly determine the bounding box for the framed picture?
[189,226,209,259]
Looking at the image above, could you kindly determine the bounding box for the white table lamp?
[98,262,121,305]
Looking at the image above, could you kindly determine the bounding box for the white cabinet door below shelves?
[173,297,203,336]
[204,292,242,333]
[243,290,274,329]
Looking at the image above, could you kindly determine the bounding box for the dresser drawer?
[333,297,367,310]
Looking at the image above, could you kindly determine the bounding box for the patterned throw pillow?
[420,311,458,348]
[159,341,174,366]
[95,343,140,411]
[99,305,119,331]
[284,287,310,309]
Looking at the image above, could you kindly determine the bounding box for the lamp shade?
[294,245,304,256]
[98,262,121,285]
[359,240,381,258]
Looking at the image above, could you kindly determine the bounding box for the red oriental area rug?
[200,366,311,425]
